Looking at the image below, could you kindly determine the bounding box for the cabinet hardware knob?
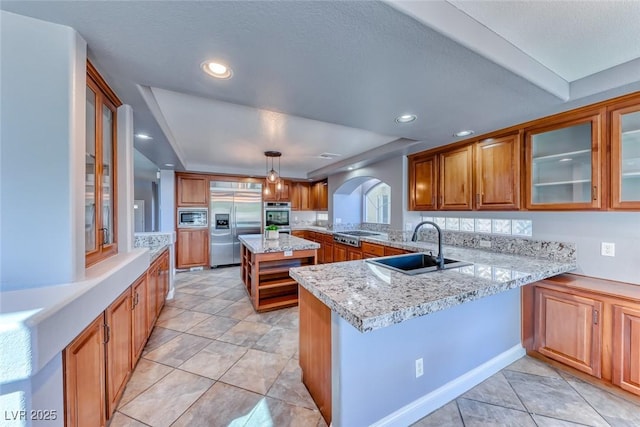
[592,186,597,201]
[103,324,110,344]
[593,310,599,325]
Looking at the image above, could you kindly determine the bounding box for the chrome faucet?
[411,221,444,269]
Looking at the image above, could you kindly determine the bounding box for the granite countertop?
[239,233,320,254]
[149,245,169,261]
[289,245,576,333]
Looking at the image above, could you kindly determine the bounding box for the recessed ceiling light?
[135,133,153,140]
[454,130,475,137]
[347,167,354,170]
[395,114,417,124]
[201,61,233,79]
[164,163,174,167]
[559,158,572,162]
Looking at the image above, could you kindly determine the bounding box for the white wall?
[329,156,405,229]
[0,11,86,290]
[134,179,155,231]
[159,169,175,232]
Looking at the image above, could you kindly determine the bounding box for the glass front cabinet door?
[525,112,603,209]
[611,103,640,209]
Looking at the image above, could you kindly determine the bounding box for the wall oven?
[264,202,291,232]
[177,207,208,228]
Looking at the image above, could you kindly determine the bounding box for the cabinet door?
[348,248,362,260]
[333,244,347,262]
[292,230,306,238]
[323,242,334,263]
[147,262,159,328]
[439,145,473,210]
[610,103,640,209]
[264,180,290,201]
[105,289,132,416]
[64,314,106,427]
[132,274,148,364]
[408,153,438,211]
[384,246,409,256]
[534,287,602,377]
[525,112,603,209]
[612,304,640,395]
[290,183,300,210]
[177,229,208,268]
[177,175,208,206]
[475,134,521,210]
[312,181,328,210]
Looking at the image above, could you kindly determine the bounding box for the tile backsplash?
[417,215,533,237]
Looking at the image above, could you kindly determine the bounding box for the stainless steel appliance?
[264,202,291,233]
[177,207,208,228]
[210,181,262,266]
[333,230,382,247]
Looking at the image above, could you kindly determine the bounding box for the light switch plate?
[601,242,615,257]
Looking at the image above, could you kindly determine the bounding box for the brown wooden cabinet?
[291,230,307,238]
[291,182,312,210]
[312,180,328,210]
[384,246,410,256]
[131,274,148,364]
[105,289,132,415]
[534,286,602,377]
[408,153,438,211]
[361,241,385,258]
[610,101,640,209]
[347,247,362,260]
[439,145,473,210]
[612,303,640,395]
[177,175,208,206]
[524,111,603,210]
[475,133,521,210]
[263,180,291,202]
[333,243,347,262]
[176,228,208,268]
[64,314,106,427]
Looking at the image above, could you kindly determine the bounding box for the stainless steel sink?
[365,253,471,275]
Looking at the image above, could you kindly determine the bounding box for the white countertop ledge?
[0,249,150,384]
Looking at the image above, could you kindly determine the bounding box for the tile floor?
[110,267,640,427]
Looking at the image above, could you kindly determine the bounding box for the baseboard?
[369,344,526,427]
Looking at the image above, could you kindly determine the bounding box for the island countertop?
[289,244,576,333]
[238,233,320,254]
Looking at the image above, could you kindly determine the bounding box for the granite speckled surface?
[239,234,320,254]
[134,232,173,261]
[289,244,576,333]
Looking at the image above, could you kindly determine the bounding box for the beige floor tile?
[218,320,272,347]
[215,299,255,320]
[267,358,316,409]
[144,334,212,367]
[504,370,609,426]
[141,327,180,356]
[457,398,536,426]
[186,314,239,339]
[179,340,248,380]
[189,298,235,315]
[462,371,525,411]
[219,348,288,394]
[118,359,173,408]
[275,308,299,330]
[155,310,211,332]
[253,327,298,357]
[531,414,591,426]
[108,411,148,427]
[215,287,248,302]
[119,370,213,427]
[505,355,561,378]
[262,397,322,427]
[411,401,464,426]
[166,292,208,310]
[243,309,286,326]
[155,306,185,323]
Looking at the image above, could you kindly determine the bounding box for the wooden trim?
[612,304,640,395]
[610,102,640,209]
[87,61,122,107]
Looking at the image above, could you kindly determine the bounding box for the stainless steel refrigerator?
[210,181,262,266]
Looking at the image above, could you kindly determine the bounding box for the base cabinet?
[64,314,106,427]
[177,228,208,268]
[534,286,602,377]
[524,274,640,397]
[65,249,170,424]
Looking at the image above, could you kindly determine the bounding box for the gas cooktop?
[333,230,382,247]
[335,230,381,237]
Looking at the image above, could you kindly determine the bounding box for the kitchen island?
[290,243,576,426]
[238,234,320,312]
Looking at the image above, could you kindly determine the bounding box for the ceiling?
[2,1,639,179]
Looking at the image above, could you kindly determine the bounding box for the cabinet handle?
[592,186,597,201]
[103,324,110,344]
[439,196,443,206]
[593,310,599,325]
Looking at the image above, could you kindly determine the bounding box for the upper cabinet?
[263,180,291,202]
[291,182,312,211]
[312,180,328,211]
[475,133,521,210]
[439,145,473,210]
[524,111,603,210]
[610,101,640,209]
[86,62,121,267]
[177,174,208,206]
[408,153,438,211]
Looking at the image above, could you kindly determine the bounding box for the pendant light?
[264,151,282,195]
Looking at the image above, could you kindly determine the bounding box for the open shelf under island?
[238,233,320,312]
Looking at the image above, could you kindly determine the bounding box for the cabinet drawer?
[322,233,334,244]
[361,242,384,257]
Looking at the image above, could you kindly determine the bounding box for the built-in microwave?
[264,202,291,231]
[177,208,208,228]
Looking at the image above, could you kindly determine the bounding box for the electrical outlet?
[415,358,424,378]
[601,242,615,257]
[479,240,491,248]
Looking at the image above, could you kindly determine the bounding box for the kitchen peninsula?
[238,234,320,312]
[290,238,577,427]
